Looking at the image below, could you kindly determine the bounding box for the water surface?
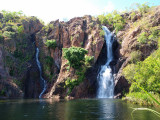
[0,99,159,120]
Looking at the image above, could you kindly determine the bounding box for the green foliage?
[136,2,150,15]
[0,88,6,96]
[45,39,57,50]
[137,32,147,44]
[65,78,78,94]
[123,64,136,84]
[63,47,88,69]
[113,14,125,33]
[85,55,94,66]
[1,10,23,22]
[45,56,53,66]
[130,51,142,63]
[0,32,3,43]
[2,31,15,39]
[5,56,14,66]
[17,25,24,37]
[98,14,107,24]
[99,30,105,37]
[123,47,160,103]
[125,92,160,106]
[149,27,160,40]
[13,49,23,59]
[130,12,136,20]
[98,12,125,33]
[42,23,54,32]
[63,47,94,94]
[2,25,14,32]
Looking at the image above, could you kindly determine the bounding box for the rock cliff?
[36,16,105,98]
[0,5,159,99]
[114,6,160,98]
[0,13,43,98]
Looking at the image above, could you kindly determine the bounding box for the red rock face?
[36,15,104,99]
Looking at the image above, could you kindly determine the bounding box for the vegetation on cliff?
[63,47,94,94]
[120,4,160,105]
[0,10,43,98]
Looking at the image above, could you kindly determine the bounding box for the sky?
[0,0,159,24]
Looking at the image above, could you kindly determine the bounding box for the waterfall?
[36,48,47,98]
[97,26,114,98]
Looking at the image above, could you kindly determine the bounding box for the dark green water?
[0,98,159,120]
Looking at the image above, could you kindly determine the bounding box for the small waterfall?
[97,26,114,98]
[36,48,47,98]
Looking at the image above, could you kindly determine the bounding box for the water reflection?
[98,99,115,120]
[0,99,160,120]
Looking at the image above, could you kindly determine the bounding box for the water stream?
[97,26,114,98]
[36,48,47,98]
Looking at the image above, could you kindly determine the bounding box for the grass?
[124,92,160,106]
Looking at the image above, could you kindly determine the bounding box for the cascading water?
[36,48,47,98]
[97,26,114,98]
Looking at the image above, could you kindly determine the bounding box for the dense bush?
[123,47,160,94]
[63,47,94,94]
[0,33,3,43]
[45,39,57,50]
[124,92,160,106]
[45,56,53,66]
[136,3,150,15]
[137,32,147,44]
[17,25,24,37]
[98,12,125,33]
[99,30,105,37]
[149,27,160,40]
[1,10,23,22]
[2,31,16,39]
[129,51,142,63]
[63,47,88,69]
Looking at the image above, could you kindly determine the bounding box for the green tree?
[63,47,88,69]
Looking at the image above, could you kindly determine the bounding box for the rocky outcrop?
[114,6,160,98]
[0,15,43,98]
[36,15,104,98]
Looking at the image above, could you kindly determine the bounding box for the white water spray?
[97,26,114,98]
[36,48,47,98]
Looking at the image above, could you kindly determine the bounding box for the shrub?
[100,30,105,37]
[98,14,107,24]
[137,32,147,44]
[63,47,94,93]
[2,31,16,39]
[123,64,136,83]
[125,92,160,106]
[105,13,113,25]
[65,78,78,94]
[98,12,125,34]
[130,51,142,63]
[0,33,3,43]
[63,47,88,69]
[13,49,23,59]
[17,25,24,37]
[113,14,125,33]
[149,27,160,40]
[45,56,53,66]
[136,3,150,15]
[85,55,94,66]
[130,11,136,20]
[123,48,160,93]
[45,39,57,50]
[1,10,23,22]
[2,25,14,32]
